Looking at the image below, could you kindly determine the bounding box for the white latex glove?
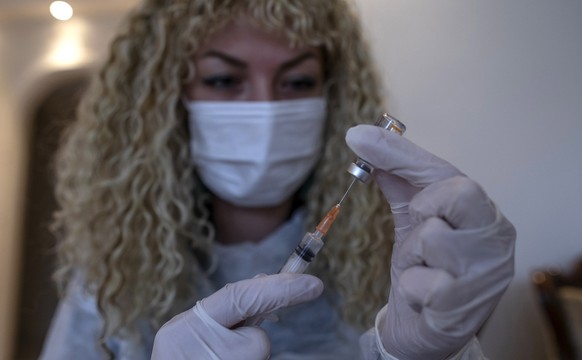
[346,125,516,360]
[151,273,323,360]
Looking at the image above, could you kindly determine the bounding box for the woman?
[41,0,516,359]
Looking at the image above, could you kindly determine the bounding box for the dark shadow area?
[14,76,88,360]
[531,257,582,360]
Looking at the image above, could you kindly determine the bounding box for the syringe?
[278,204,341,274]
[243,204,341,326]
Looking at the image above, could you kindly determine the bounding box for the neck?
[212,197,294,245]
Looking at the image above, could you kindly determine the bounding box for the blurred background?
[1,0,581,359]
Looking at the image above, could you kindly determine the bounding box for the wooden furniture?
[532,258,582,360]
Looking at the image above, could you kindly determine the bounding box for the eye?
[201,75,242,89]
[280,76,317,91]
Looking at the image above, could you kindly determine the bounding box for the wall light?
[49,1,74,21]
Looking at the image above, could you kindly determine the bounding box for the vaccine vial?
[346,113,406,184]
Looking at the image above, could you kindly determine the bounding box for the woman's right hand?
[151,273,323,360]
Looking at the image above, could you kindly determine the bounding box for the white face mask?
[186,98,327,207]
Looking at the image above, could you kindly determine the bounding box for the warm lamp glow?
[44,20,89,68]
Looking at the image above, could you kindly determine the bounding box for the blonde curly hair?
[53,0,394,348]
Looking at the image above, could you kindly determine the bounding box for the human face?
[185,18,325,101]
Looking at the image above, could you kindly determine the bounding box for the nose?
[247,77,275,101]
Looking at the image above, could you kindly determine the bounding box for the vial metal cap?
[347,113,406,184]
[375,113,406,135]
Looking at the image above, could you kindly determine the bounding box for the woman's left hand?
[346,125,516,360]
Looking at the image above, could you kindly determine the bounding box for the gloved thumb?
[201,273,324,328]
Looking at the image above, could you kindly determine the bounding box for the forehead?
[196,17,319,61]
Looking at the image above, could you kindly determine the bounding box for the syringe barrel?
[244,232,324,327]
[347,113,406,184]
[279,232,324,274]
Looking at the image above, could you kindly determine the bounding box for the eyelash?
[201,75,242,89]
[281,77,317,91]
[200,75,318,92]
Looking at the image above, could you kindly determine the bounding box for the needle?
[338,178,356,206]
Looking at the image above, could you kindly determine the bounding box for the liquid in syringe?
[279,204,340,274]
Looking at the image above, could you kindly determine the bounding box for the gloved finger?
[394,209,515,279]
[153,304,272,360]
[375,172,416,232]
[398,266,455,312]
[345,125,462,204]
[199,300,271,360]
[409,176,497,230]
[201,273,323,328]
[251,273,285,320]
[392,217,465,277]
[419,259,514,343]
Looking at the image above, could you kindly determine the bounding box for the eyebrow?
[201,51,246,67]
[280,51,319,71]
[200,50,319,70]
